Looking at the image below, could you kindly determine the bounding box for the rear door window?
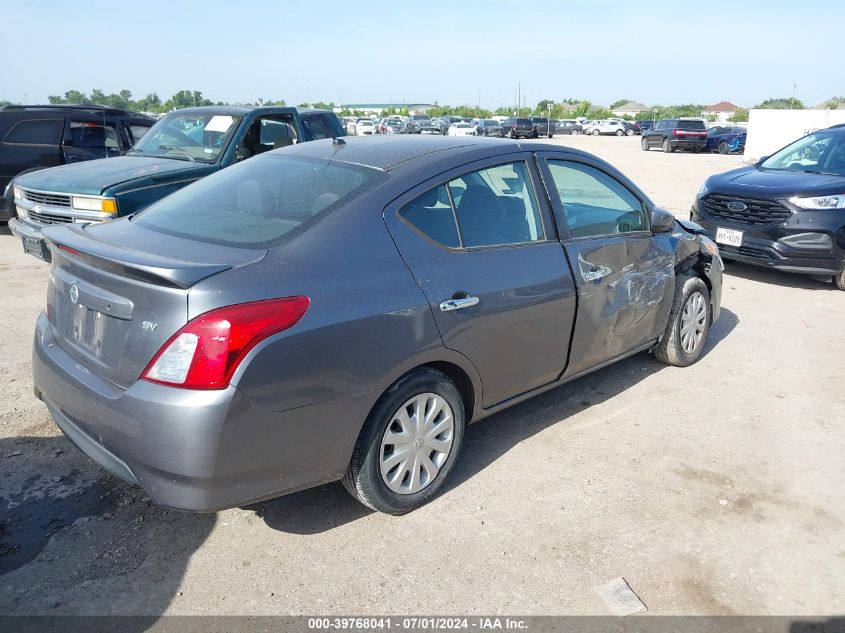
[135,155,387,248]
[127,123,152,144]
[4,119,64,145]
[398,185,460,248]
[65,120,119,150]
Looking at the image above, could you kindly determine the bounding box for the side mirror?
[651,207,675,233]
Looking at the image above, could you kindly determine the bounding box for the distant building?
[811,100,845,110]
[611,101,649,118]
[702,101,740,123]
[333,103,435,115]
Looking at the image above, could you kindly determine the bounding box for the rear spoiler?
[43,224,243,289]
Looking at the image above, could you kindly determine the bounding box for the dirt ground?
[1,135,843,617]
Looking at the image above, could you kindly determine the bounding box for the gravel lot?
[1,135,843,616]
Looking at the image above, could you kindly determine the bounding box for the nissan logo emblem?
[726,201,747,212]
[69,284,79,304]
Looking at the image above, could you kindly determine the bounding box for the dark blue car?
[706,126,747,154]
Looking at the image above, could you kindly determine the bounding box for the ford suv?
[691,125,845,289]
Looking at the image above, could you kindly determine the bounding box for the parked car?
[637,120,655,132]
[0,104,155,222]
[706,126,747,154]
[438,116,464,135]
[621,121,641,136]
[447,122,476,137]
[641,118,708,153]
[584,120,628,136]
[556,120,583,135]
[378,118,405,134]
[345,119,357,135]
[355,120,376,136]
[475,119,503,137]
[31,135,722,515]
[500,117,536,139]
[530,117,554,138]
[9,106,345,260]
[691,124,845,290]
[405,114,439,134]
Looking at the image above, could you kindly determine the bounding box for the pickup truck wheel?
[641,137,650,151]
[653,276,711,367]
[718,141,729,154]
[592,129,600,136]
[342,368,465,515]
[834,267,845,291]
[663,139,673,153]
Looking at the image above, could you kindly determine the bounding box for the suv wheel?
[343,368,466,514]
[835,267,845,291]
[663,139,674,153]
[615,129,624,136]
[641,137,650,151]
[653,276,711,367]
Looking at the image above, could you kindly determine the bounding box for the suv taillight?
[142,296,310,389]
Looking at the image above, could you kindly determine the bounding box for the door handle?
[439,296,480,312]
[583,265,613,282]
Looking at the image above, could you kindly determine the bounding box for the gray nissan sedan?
[33,136,722,514]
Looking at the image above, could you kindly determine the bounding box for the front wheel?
[718,141,729,154]
[835,267,845,291]
[641,137,650,151]
[653,276,711,367]
[615,129,624,136]
[626,129,634,136]
[343,368,466,514]
[548,133,554,139]
[570,129,579,135]
[592,129,600,136]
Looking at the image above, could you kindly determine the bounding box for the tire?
[570,129,579,135]
[626,129,634,136]
[342,368,466,514]
[835,267,845,291]
[653,276,711,367]
[508,129,516,139]
[641,137,650,151]
[592,128,600,136]
[718,141,729,155]
[615,129,624,136]
[663,139,673,153]
[548,133,554,139]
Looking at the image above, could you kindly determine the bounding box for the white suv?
[584,120,627,136]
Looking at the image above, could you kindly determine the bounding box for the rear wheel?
[570,129,579,135]
[626,129,634,136]
[343,368,466,514]
[718,141,729,154]
[663,139,673,153]
[548,132,554,139]
[592,128,600,136]
[835,267,845,291]
[641,137,650,151]
[508,129,516,139]
[615,129,624,136]
[653,276,711,367]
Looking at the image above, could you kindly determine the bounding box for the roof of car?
[0,104,152,118]
[157,105,332,116]
[269,135,593,171]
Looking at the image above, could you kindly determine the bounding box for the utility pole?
[791,83,797,109]
[517,83,521,117]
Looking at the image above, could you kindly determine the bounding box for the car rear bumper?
[33,312,374,511]
[691,204,845,275]
[670,139,707,149]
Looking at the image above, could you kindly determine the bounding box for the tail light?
[142,296,310,390]
[673,129,679,135]
[512,123,517,129]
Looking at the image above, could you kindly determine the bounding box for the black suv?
[501,117,536,139]
[0,105,155,221]
[530,117,554,138]
[641,118,707,153]
[691,125,845,290]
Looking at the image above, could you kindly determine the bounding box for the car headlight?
[697,182,709,197]
[13,185,22,201]
[71,196,118,213]
[700,236,719,257]
[787,194,845,210]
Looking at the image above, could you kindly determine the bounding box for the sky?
[3,0,844,110]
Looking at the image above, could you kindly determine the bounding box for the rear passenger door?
[62,119,121,162]
[0,117,64,187]
[385,155,577,408]
[537,152,675,376]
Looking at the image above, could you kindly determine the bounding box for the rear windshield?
[517,118,531,125]
[678,120,706,130]
[134,155,387,249]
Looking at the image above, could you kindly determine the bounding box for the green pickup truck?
[9,105,345,261]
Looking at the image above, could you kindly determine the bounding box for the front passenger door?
[539,155,675,376]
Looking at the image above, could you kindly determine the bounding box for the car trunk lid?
[42,220,267,388]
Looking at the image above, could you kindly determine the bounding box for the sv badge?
[142,321,158,333]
